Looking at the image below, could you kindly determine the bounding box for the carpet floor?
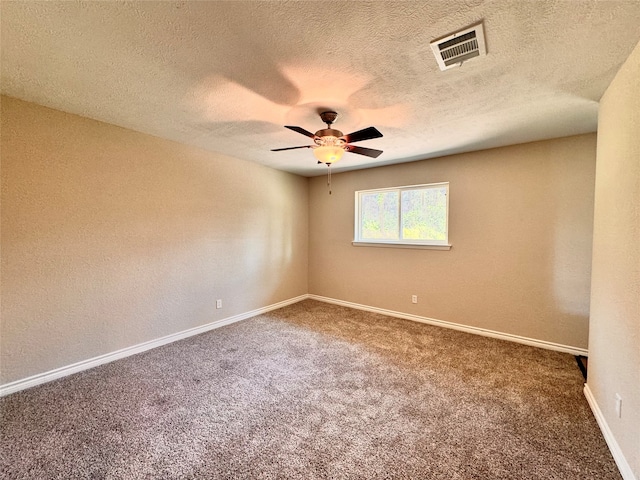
[0,300,620,479]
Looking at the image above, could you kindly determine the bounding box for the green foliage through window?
[356,183,448,244]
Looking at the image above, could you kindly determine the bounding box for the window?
[354,183,450,249]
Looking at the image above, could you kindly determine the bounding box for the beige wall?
[309,135,597,349]
[0,97,598,387]
[588,40,640,478]
[0,96,308,385]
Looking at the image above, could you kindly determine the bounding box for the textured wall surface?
[309,135,597,349]
[588,40,640,479]
[0,96,309,385]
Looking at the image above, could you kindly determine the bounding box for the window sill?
[352,242,452,250]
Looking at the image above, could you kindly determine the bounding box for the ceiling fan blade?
[342,126,383,144]
[271,145,313,152]
[285,126,316,138]
[346,145,383,158]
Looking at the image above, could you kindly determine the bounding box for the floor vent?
[430,22,487,71]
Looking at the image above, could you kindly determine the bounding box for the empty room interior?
[1,1,639,479]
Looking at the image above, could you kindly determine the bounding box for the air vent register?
[430,22,487,71]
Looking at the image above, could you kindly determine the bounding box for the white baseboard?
[308,294,589,356]
[0,293,589,397]
[584,384,636,480]
[0,295,308,397]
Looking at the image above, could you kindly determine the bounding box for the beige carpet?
[0,300,620,479]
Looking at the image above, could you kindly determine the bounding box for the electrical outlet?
[411,295,418,304]
[216,299,222,309]
[615,394,622,418]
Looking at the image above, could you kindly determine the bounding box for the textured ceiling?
[2,1,640,177]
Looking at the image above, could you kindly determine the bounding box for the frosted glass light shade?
[313,145,345,164]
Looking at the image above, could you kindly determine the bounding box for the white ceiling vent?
[430,22,486,71]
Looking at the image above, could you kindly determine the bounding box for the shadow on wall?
[1,98,308,384]
[549,167,594,344]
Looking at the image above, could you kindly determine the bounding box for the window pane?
[401,187,447,241]
[360,191,399,240]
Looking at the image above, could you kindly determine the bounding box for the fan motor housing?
[315,128,344,139]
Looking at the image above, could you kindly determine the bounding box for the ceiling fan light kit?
[313,145,344,164]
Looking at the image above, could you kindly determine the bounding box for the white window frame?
[353,182,451,250]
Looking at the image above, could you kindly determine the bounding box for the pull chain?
[327,164,332,195]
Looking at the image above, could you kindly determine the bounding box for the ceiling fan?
[271,111,383,166]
